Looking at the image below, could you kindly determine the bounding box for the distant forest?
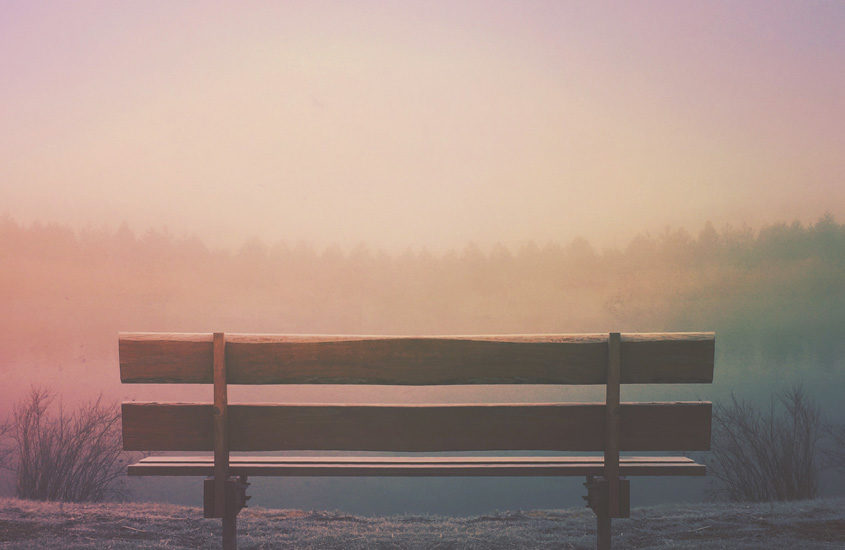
[1,214,843,411]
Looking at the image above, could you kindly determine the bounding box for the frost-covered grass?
[1,497,843,549]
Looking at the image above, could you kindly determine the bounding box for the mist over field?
[1,214,843,513]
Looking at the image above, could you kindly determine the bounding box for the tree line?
[1,213,843,398]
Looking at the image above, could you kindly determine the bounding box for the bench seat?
[129,455,705,477]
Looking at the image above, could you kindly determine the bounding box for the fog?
[2,0,844,515]
[1,216,843,512]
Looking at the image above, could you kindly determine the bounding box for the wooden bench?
[120,331,715,549]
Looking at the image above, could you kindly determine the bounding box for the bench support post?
[213,332,235,549]
[605,332,621,515]
[204,476,250,519]
[222,508,236,550]
[584,476,630,517]
[220,477,249,550]
[596,511,611,550]
[584,332,625,549]
[213,332,229,517]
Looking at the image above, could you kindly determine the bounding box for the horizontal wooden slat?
[122,403,212,451]
[128,455,706,477]
[119,332,714,385]
[136,455,700,464]
[122,402,711,452]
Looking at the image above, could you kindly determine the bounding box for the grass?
[1,497,844,549]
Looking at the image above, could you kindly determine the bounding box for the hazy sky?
[2,1,843,250]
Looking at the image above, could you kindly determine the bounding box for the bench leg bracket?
[583,475,630,518]
[204,475,251,549]
[583,475,630,549]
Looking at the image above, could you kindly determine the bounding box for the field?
[1,497,843,549]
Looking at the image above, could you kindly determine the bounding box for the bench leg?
[205,475,250,549]
[596,511,611,550]
[584,475,625,549]
[222,509,237,550]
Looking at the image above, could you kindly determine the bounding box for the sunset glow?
[2,1,843,250]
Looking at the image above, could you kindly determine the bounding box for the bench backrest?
[120,332,714,453]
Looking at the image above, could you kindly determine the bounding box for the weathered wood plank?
[137,454,695,464]
[121,402,711,452]
[119,333,213,383]
[127,455,706,477]
[121,402,213,451]
[136,455,701,465]
[119,332,714,385]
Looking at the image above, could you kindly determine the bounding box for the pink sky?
[1,1,843,250]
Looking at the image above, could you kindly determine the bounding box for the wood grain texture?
[121,402,711,452]
[127,455,706,477]
[119,332,714,385]
[121,402,213,451]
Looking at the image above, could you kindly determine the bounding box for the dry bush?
[0,387,134,502]
[708,386,825,502]
[824,423,845,472]
[0,417,13,471]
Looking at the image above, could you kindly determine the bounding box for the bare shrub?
[824,423,845,472]
[708,386,824,502]
[0,387,134,502]
[0,415,13,470]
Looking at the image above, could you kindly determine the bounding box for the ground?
[1,497,844,549]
